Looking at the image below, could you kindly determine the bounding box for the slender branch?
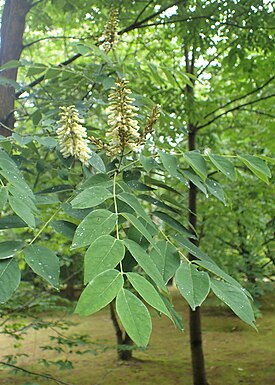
[120,15,274,31]
[16,2,183,97]
[15,53,82,97]
[238,108,275,119]
[204,75,275,118]
[197,93,275,130]
[118,0,185,34]
[133,0,155,24]
[197,39,238,77]
[0,361,75,385]
[126,14,212,30]
[198,93,275,130]
[24,35,82,49]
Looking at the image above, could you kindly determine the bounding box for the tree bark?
[0,0,31,136]
[185,47,209,385]
[109,301,133,360]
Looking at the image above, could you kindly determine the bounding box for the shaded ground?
[0,289,274,385]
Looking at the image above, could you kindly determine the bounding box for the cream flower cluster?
[144,104,161,136]
[107,79,140,154]
[101,8,119,53]
[57,106,91,166]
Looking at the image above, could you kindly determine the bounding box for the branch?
[240,108,275,119]
[133,0,155,24]
[204,75,275,118]
[118,0,185,34]
[16,1,185,97]
[197,94,275,130]
[15,53,81,97]
[24,35,82,49]
[125,14,212,30]
[0,361,75,385]
[197,39,238,77]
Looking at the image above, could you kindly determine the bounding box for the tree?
[0,1,273,384]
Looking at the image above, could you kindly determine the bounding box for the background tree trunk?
[109,301,133,361]
[0,0,31,136]
[185,48,209,385]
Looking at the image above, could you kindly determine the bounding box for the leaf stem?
[113,172,124,274]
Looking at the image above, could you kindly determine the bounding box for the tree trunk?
[0,0,31,136]
[185,45,209,384]
[109,301,133,361]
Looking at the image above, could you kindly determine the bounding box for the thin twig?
[197,93,275,130]
[24,35,82,49]
[0,361,75,385]
[133,0,155,24]
[204,75,275,119]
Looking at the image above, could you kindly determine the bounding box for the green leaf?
[158,150,178,176]
[138,194,180,214]
[173,233,213,262]
[161,67,178,87]
[193,260,244,291]
[144,176,181,194]
[75,43,91,55]
[211,279,256,329]
[118,192,155,228]
[0,259,21,303]
[139,154,159,172]
[9,195,36,228]
[0,149,33,196]
[205,178,226,204]
[80,173,111,189]
[72,209,117,248]
[35,194,60,205]
[0,215,28,229]
[26,63,47,76]
[183,170,207,195]
[116,288,152,347]
[38,184,73,194]
[183,151,208,181]
[160,193,185,210]
[121,212,160,254]
[24,245,60,288]
[8,185,38,214]
[51,220,77,240]
[61,203,92,220]
[84,235,125,283]
[71,186,112,209]
[12,133,33,146]
[161,295,184,331]
[176,263,210,310]
[75,269,123,316]
[0,76,20,89]
[126,180,154,191]
[0,60,19,71]
[0,186,8,210]
[150,240,180,284]
[0,241,24,260]
[153,211,196,238]
[35,136,57,148]
[44,68,61,79]
[124,239,167,292]
[88,151,106,173]
[208,154,235,181]
[127,272,172,320]
[238,155,271,184]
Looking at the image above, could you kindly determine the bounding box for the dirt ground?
[0,289,274,385]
